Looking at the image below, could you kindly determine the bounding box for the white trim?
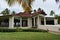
[20,18,22,27]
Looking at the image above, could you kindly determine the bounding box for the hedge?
[0,28,48,32]
[22,29,48,32]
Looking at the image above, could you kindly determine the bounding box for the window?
[46,18,54,25]
[22,20,28,27]
[0,19,9,27]
[14,19,20,27]
[22,18,28,27]
[41,18,44,25]
[46,20,54,25]
[58,19,60,24]
[32,18,34,26]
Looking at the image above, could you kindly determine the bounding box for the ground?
[0,32,60,40]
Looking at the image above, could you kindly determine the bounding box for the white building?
[0,10,60,32]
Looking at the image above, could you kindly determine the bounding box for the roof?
[13,10,47,17]
[0,10,47,17]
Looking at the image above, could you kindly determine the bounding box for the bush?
[0,28,48,32]
[22,28,48,32]
[0,28,16,32]
[16,28,23,32]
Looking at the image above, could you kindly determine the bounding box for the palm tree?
[1,8,10,16]
[50,10,55,16]
[12,11,16,15]
[38,8,41,12]
[6,0,34,14]
[55,0,59,3]
[50,10,60,19]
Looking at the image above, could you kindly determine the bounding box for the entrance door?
[22,20,28,27]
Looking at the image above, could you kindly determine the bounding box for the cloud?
[0,0,60,16]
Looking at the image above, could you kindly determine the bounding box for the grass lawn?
[0,32,60,40]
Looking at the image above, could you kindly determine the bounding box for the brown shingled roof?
[14,12,33,17]
[13,10,47,17]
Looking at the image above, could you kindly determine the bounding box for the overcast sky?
[0,0,60,16]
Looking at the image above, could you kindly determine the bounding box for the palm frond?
[6,0,16,6]
[6,0,34,13]
[17,0,22,4]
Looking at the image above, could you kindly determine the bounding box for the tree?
[50,10,55,16]
[6,0,34,13]
[1,8,10,16]
[50,10,60,19]
[12,11,16,15]
[38,8,41,12]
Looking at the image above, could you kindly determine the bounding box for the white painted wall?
[54,19,58,25]
[20,18,22,27]
[38,25,60,32]
[9,16,14,29]
[28,18,32,28]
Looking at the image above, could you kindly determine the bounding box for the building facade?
[0,10,60,32]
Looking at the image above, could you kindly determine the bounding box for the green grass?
[0,32,60,40]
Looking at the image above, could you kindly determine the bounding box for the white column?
[33,17,35,27]
[54,19,58,25]
[37,16,40,27]
[44,17,46,25]
[28,18,32,28]
[9,16,14,28]
[20,18,22,27]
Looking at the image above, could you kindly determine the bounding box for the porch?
[0,15,59,28]
[0,15,60,32]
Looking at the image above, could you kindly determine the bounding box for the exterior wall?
[9,16,14,28]
[7,15,60,32]
[54,19,58,25]
[28,18,32,28]
[37,16,41,27]
[38,25,60,32]
[37,18,60,32]
[20,17,22,27]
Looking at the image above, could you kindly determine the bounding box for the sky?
[0,0,60,16]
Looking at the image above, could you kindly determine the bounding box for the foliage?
[0,28,16,32]
[6,0,34,13]
[12,11,16,15]
[16,28,23,32]
[50,10,55,16]
[1,8,10,16]
[22,28,48,32]
[0,28,48,32]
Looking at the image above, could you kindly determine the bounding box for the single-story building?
[0,10,60,32]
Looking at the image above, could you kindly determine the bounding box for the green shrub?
[0,28,16,32]
[0,28,23,32]
[0,28,48,32]
[22,28,48,32]
[16,28,23,32]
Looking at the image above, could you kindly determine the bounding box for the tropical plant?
[6,0,34,13]
[12,11,16,15]
[50,10,60,19]
[50,10,55,16]
[38,8,41,11]
[1,8,10,16]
